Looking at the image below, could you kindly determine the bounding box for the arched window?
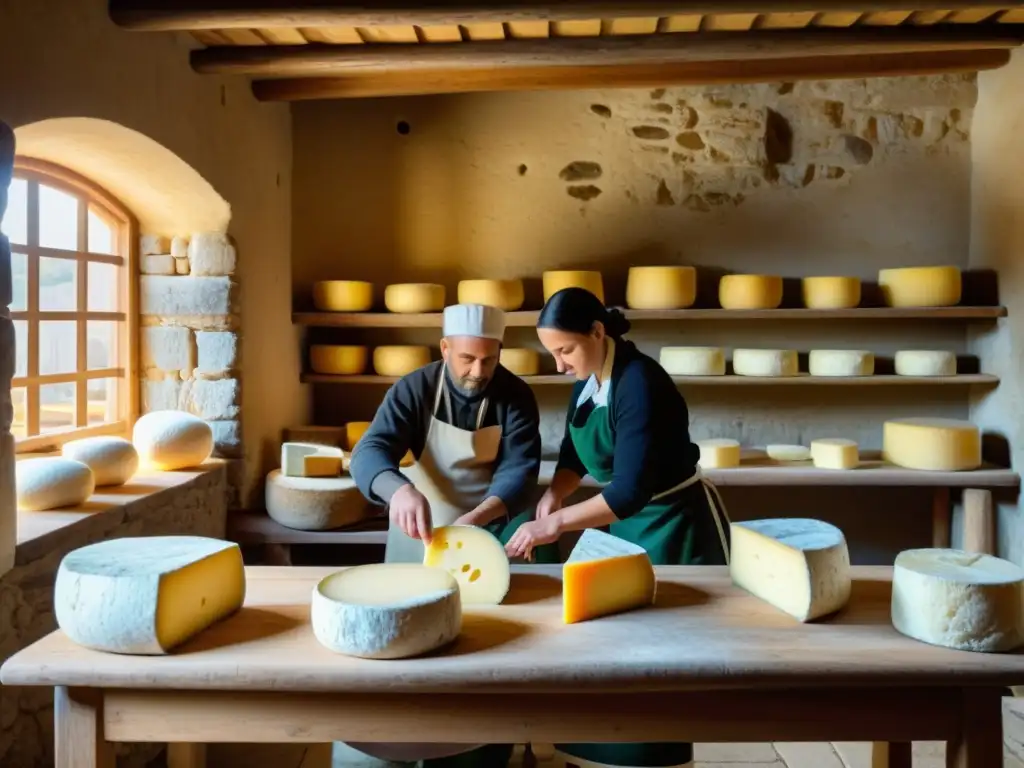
[2,158,137,452]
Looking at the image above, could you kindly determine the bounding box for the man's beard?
[458,375,489,391]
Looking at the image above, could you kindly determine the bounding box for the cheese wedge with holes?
[457,279,525,311]
[883,418,981,471]
[54,536,245,655]
[626,266,696,309]
[811,438,859,470]
[542,270,604,303]
[660,347,726,376]
[732,349,798,377]
[891,548,1024,652]
[563,529,656,624]
[423,525,511,605]
[802,276,861,309]
[730,519,851,622]
[808,350,874,377]
[281,442,344,478]
[894,350,957,377]
[878,266,961,308]
[719,274,783,310]
[697,439,741,469]
[311,564,462,659]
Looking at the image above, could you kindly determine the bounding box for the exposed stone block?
[139,234,169,256]
[195,331,238,375]
[141,326,194,374]
[142,378,183,413]
[140,276,235,320]
[140,254,175,275]
[187,378,239,421]
[188,232,237,277]
[170,236,189,259]
[210,419,242,458]
[174,257,190,275]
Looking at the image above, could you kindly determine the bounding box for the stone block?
[0,234,10,310]
[140,234,169,256]
[195,331,238,375]
[140,276,235,318]
[143,378,183,412]
[210,419,242,458]
[188,232,237,277]
[170,236,189,259]
[141,254,175,275]
[187,378,240,420]
[174,257,190,275]
[141,326,194,374]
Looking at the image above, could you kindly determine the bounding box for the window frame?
[8,156,139,453]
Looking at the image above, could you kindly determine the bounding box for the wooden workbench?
[3,565,1022,768]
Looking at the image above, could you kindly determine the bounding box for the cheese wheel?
[732,349,799,377]
[265,469,372,531]
[766,444,811,462]
[311,564,462,659]
[61,436,139,487]
[697,439,741,469]
[542,270,604,303]
[883,418,981,471]
[660,347,726,376]
[133,410,214,471]
[309,345,368,375]
[801,276,861,309]
[373,346,432,377]
[811,438,859,470]
[878,266,961,308]
[894,350,957,377]
[384,283,445,313]
[891,548,1024,652]
[344,420,413,466]
[563,529,656,624]
[312,281,373,312]
[500,348,540,376]
[718,274,783,310]
[423,525,511,605]
[54,536,245,655]
[730,518,851,622]
[16,457,95,511]
[281,442,344,478]
[625,266,697,309]
[808,349,874,377]
[457,279,525,311]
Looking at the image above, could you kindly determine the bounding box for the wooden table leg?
[932,487,951,548]
[946,687,1003,768]
[168,743,207,768]
[870,740,912,768]
[55,686,114,768]
[962,489,995,555]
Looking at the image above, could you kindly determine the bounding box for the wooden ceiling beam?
[250,48,1011,100]
[109,0,1024,30]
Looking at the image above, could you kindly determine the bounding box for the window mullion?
[76,194,88,429]
[25,179,39,438]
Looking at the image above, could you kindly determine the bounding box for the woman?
[505,286,730,768]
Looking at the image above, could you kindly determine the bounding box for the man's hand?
[504,514,561,561]
[389,483,432,543]
[535,487,564,519]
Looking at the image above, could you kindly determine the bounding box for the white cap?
[442,303,506,341]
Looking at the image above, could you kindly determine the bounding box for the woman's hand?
[535,487,564,519]
[504,515,561,560]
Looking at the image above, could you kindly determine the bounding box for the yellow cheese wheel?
[312,281,373,312]
[719,274,783,310]
[457,279,525,311]
[373,346,432,377]
[883,418,981,471]
[384,283,446,313]
[344,420,413,466]
[802,276,861,309]
[878,266,961,308]
[309,345,368,375]
[500,348,540,376]
[542,270,604,303]
[625,266,697,310]
[697,439,741,469]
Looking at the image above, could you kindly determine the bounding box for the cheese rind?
[281,442,344,478]
[732,349,799,377]
[660,347,726,376]
[810,438,859,470]
[697,438,741,469]
[423,525,511,605]
[766,444,811,462]
[730,519,851,622]
[312,280,374,312]
[542,270,605,303]
[563,529,656,624]
[500,348,540,376]
[626,266,697,309]
[457,279,525,311]
[384,283,446,313]
[801,276,861,309]
[311,564,462,659]
[132,410,214,471]
[718,274,783,310]
[309,345,368,376]
[54,536,245,655]
[61,436,138,487]
[891,548,1024,652]
[808,350,874,377]
[878,266,962,308]
[883,418,981,471]
[15,457,95,511]
[894,350,957,377]
[373,346,432,377]
[265,469,372,531]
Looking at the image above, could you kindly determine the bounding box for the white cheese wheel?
[766,444,811,462]
[801,276,861,309]
[810,438,859,470]
[384,283,445,313]
[265,469,372,531]
[133,410,214,471]
[894,350,957,377]
[373,346,432,377]
[730,518,852,622]
[500,348,540,376]
[312,281,373,312]
[718,274,783,310]
[61,436,139,487]
[697,439,741,469]
[280,442,344,478]
[16,457,95,511]
[311,564,462,659]
[54,535,245,655]
[542,270,604,303]
[310,345,368,375]
[423,525,511,605]
[563,529,656,624]
[891,548,1024,652]
[878,266,961,308]
[660,347,726,376]
[625,266,697,309]
[732,349,799,377]
[457,279,525,311]
[807,349,874,377]
[883,418,981,471]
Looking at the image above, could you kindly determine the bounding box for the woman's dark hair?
[537,286,632,339]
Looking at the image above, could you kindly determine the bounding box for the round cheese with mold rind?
[542,270,604,303]
[310,345,368,375]
[802,276,861,309]
[718,274,783,310]
[878,266,961,308]
[16,457,95,511]
[626,266,696,309]
[808,350,874,377]
[810,438,859,470]
[500,348,540,376]
[894,350,957,377]
[311,564,462,659]
[732,349,799,377]
[312,281,373,312]
[373,346,432,377]
[265,469,373,531]
[891,548,1024,652]
[384,283,445,313]
[697,439,741,469]
[660,347,726,376]
[133,410,214,471]
[883,418,980,471]
[457,279,525,311]
[62,436,138,487]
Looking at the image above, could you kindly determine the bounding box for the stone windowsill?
[14,459,228,566]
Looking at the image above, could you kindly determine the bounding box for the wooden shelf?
[229,513,388,545]
[294,306,1007,329]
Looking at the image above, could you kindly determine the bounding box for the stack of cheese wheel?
[625,266,696,309]
[894,350,957,376]
[312,280,374,312]
[374,346,431,377]
[265,468,371,531]
[732,349,799,377]
[810,438,859,470]
[660,347,725,376]
[696,439,740,469]
[500,348,540,376]
[802,276,861,309]
[457,279,525,311]
[384,283,446,313]
[878,266,961,307]
[882,417,980,471]
[542,270,604,303]
[719,274,783,310]
[808,349,874,377]
[310,345,368,375]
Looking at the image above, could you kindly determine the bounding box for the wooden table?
[3,565,1024,768]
